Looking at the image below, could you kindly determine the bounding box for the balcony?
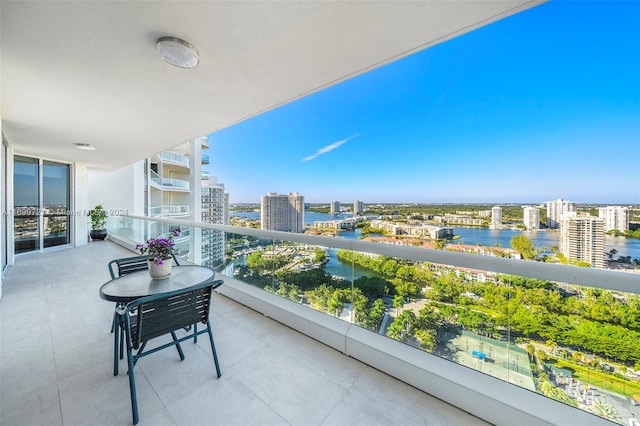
[0,241,483,425]
[159,151,190,170]
[149,205,190,217]
[149,177,190,192]
[201,154,209,165]
[101,216,639,424]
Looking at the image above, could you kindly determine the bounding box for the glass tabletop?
[99,265,215,304]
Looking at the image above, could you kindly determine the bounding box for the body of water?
[231,211,640,261]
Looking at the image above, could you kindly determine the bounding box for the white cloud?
[302,134,359,162]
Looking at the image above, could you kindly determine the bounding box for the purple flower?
[136,230,180,263]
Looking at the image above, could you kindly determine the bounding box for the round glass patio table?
[99,265,215,304]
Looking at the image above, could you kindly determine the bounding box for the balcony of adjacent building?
[149,172,191,193]
[149,205,190,218]
[158,151,191,171]
[201,154,209,165]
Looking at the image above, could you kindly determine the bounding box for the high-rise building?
[598,206,629,232]
[330,201,340,215]
[354,200,364,215]
[491,206,502,226]
[261,192,305,232]
[147,136,229,266]
[522,206,540,231]
[560,214,605,268]
[546,198,575,229]
[201,176,229,269]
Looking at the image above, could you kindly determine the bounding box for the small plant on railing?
[136,230,180,265]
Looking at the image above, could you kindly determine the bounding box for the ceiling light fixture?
[75,143,96,151]
[156,37,199,68]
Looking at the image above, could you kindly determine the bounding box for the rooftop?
[0,241,486,425]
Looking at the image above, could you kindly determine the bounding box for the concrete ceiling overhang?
[1,1,544,171]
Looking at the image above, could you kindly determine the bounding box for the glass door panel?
[14,156,40,254]
[43,161,70,248]
[2,137,8,271]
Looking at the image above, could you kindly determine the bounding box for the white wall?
[87,161,145,215]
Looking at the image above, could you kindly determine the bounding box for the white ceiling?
[1,1,544,171]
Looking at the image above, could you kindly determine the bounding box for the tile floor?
[0,241,489,425]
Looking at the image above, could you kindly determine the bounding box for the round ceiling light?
[156,37,199,68]
[75,143,96,151]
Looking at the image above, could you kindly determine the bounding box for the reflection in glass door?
[14,156,71,253]
[43,161,70,248]
[2,137,8,271]
[14,156,40,254]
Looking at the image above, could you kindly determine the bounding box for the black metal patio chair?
[108,254,181,333]
[121,279,223,425]
[108,253,181,280]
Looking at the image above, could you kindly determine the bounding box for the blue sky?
[205,1,640,205]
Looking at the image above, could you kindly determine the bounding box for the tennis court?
[437,330,536,391]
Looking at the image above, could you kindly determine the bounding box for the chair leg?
[171,331,185,360]
[119,328,125,360]
[206,321,221,378]
[113,316,120,376]
[193,323,198,344]
[125,325,139,424]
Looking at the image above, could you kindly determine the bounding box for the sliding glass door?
[14,156,40,253]
[14,156,71,254]
[43,161,70,248]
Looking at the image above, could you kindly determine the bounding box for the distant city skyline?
[204,1,640,205]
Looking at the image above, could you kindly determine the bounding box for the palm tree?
[590,400,621,423]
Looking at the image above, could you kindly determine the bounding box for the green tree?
[328,292,345,317]
[364,299,387,332]
[526,344,535,356]
[394,280,420,300]
[264,282,302,302]
[536,349,548,363]
[393,294,404,316]
[307,284,334,312]
[510,235,536,260]
[354,276,393,299]
[415,329,437,352]
[314,248,327,263]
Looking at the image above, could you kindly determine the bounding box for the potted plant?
[89,204,108,240]
[136,229,180,279]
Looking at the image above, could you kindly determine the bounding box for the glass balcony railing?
[150,171,162,188]
[106,215,640,425]
[149,172,189,191]
[201,154,209,164]
[149,205,190,217]
[159,151,190,168]
[164,178,189,190]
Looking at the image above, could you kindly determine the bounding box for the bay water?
[232,210,640,259]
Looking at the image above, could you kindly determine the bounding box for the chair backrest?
[108,254,180,279]
[125,280,222,349]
